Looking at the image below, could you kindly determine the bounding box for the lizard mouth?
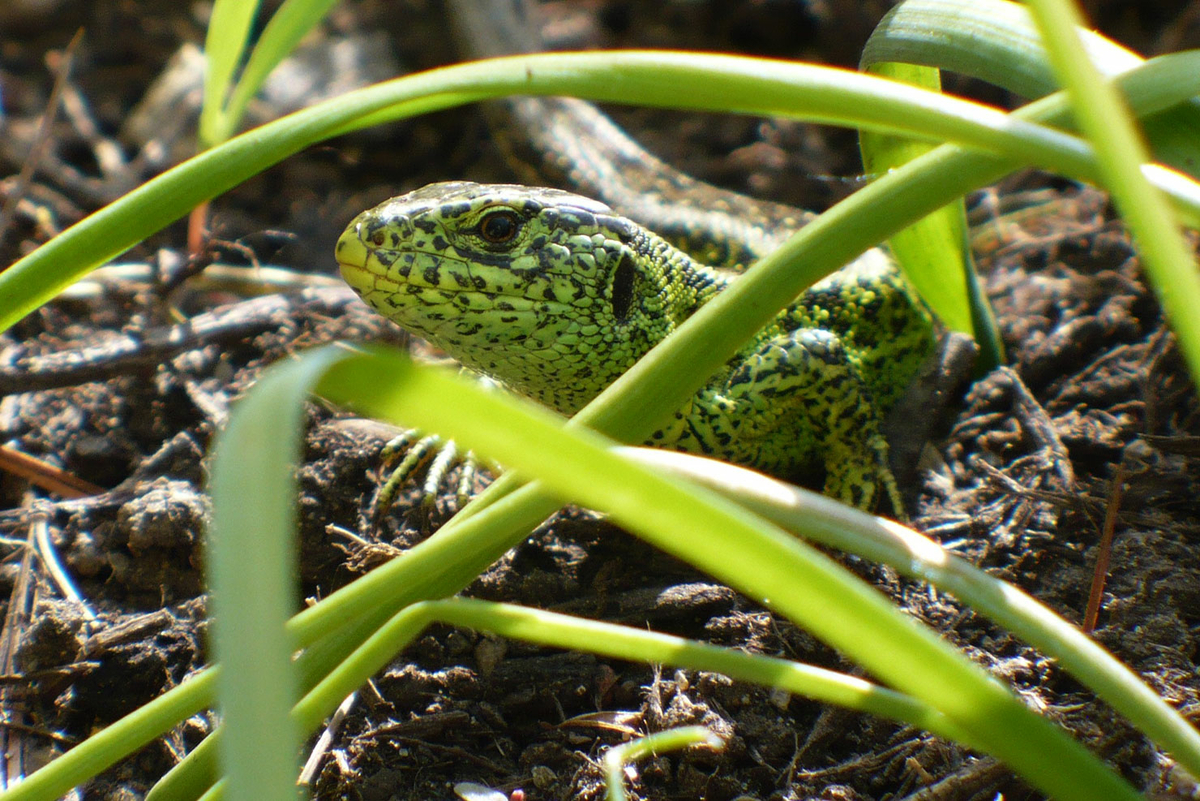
[334,224,373,293]
[337,261,372,293]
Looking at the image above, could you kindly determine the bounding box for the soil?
[3,1,1200,800]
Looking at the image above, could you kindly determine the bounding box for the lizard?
[336,181,938,515]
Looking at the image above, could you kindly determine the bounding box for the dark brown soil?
[3,2,1200,800]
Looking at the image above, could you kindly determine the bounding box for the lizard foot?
[373,432,481,523]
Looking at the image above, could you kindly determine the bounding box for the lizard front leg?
[691,327,906,516]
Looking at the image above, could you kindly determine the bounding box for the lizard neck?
[626,223,729,318]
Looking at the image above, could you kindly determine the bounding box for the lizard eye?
[478,209,521,244]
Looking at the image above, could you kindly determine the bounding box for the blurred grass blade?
[207,347,349,800]
[199,0,261,148]
[864,0,1200,178]
[858,61,969,332]
[1023,0,1200,412]
[865,0,1141,95]
[220,0,343,141]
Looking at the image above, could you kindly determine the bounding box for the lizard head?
[337,182,712,413]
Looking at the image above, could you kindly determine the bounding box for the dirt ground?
[3,1,1200,799]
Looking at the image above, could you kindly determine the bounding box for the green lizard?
[336,181,936,514]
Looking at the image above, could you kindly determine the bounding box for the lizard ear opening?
[610,254,637,322]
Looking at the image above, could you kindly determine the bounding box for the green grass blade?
[858,59,1004,371]
[865,0,1200,177]
[148,605,436,801]
[0,670,219,801]
[6,49,1198,337]
[199,0,261,148]
[288,598,975,749]
[859,62,973,332]
[219,0,343,142]
[207,347,352,800]
[624,447,1200,783]
[603,727,723,801]
[1023,0,1200,414]
[866,0,1141,96]
[431,600,974,744]
[146,732,221,801]
[315,345,1141,801]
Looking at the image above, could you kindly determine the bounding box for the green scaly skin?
[337,182,936,513]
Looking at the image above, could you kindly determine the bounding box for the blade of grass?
[602,727,723,801]
[6,49,1200,336]
[199,0,261,149]
[621,446,1200,787]
[865,0,1142,97]
[1023,0,1200,415]
[205,348,351,800]
[218,0,343,143]
[291,599,977,749]
[315,345,1143,801]
[0,669,219,801]
[863,0,1200,178]
[859,60,1002,369]
[146,599,443,801]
